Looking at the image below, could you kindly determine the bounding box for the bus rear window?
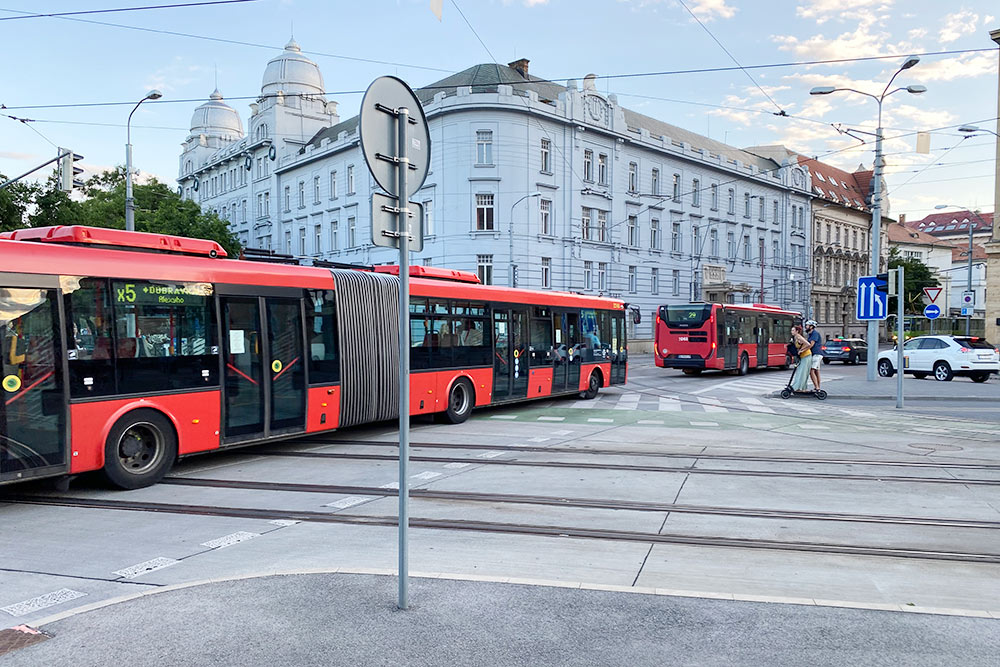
[659,305,712,328]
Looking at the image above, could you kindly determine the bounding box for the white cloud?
[939,9,979,44]
[523,0,549,5]
[915,53,997,82]
[773,15,914,62]
[144,57,206,95]
[795,0,895,25]
[907,27,927,39]
[687,0,737,21]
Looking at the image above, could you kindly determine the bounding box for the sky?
[1,0,997,221]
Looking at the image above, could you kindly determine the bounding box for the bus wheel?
[445,378,474,424]
[737,353,749,376]
[580,371,602,400]
[682,369,702,376]
[103,409,177,489]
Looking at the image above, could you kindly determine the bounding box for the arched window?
[256,123,268,140]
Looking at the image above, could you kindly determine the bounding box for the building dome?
[189,89,243,139]
[261,38,325,98]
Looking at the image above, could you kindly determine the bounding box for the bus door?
[564,311,582,392]
[492,307,529,402]
[720,310,738,369]
[1,283,67,482]
[610,311,626,384]
[221,292,306,443]
[756,316,769,368]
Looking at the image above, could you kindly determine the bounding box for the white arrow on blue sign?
[923,304,940,319]
[857,275,888,320]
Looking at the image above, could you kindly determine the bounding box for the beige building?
[983,28,1000,344]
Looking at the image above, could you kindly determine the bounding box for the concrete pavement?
[5,572,999,666]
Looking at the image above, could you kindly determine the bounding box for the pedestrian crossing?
[561,386,836,415]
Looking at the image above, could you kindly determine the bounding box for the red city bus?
[654,303,800,375]
[0,226,627,489]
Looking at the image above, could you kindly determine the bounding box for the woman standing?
[790,325,813,392]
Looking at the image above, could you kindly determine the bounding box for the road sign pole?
[396,106,411,611]
[896,265,904,409]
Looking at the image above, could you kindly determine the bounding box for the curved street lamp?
[125,89,163,232]
[809,56,925,380]
[508,191,542,287]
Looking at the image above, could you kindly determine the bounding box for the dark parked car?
[820,338,867,365]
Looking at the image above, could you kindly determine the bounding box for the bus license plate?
[678,354,692,358]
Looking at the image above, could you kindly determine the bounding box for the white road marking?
[701,405,728,413]
[379,482,400,490]
[200,531,259,549]
[412,471,441,481]
[326,496,369,509]
[528,437,551,442]
[477,451,504,459]
[689,421,720,427]
[637,419,665,425]
[658,398,682,411]
[536,416,565,421]
[797,424,830,430]
[444,462,470,469]
[1,589,87,617]
[738,397,776,413]
[587,418,614,423]
[113,557,180,580]
[490,415,518,420]
[269,519,300,526]
[551,429,573,436]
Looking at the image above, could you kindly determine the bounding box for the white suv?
[877,335,999,382]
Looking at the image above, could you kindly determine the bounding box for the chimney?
[899,213,906,224]
[508,58,529,78]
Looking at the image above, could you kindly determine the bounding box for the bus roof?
[0,225,228,258]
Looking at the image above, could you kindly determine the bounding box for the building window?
[313,176,321,203]
[583,149,593,181]
[742,234,751,261]
[256,193,263,218]
[671,222,681,252]
[241,199,247,222]
[671,173,681,202]
[539,199,551,235]
[330,171,337,199]
[299,227,306,255]
[476,193,495,230]
[772,238,780,264]
[759,198,765,221]
[347,165,355,194]
[540,138,551,173]
[650,218,660,250]
[628,162,638,193]
[423,199,433,236]
[598,154,608,185]
[727,231,736,257]
[692,179,701,206]
[651,168,659,195]
[710,229,719,257]
[348,216,356,247]
[581,207,591,241]
[692,225,701,256]
[672,269,680,296]
[477,254,494,285]
[331,219,338,250]
[598,263,607,291]
[285,230,292,254]
[584,261,593,290]
[628,266,637,294]
[315,224,322,254]
[727,189,735,214]
[627,215,638,247]
[744,193,751,217]
[263,191,269,216]
[541,257,551,288]
[651,267,660,295]
[773,200,779,224]
[476,130,493,165]
[298,181,305,208]
[597,210,608,242]
[283,186,291,212]
[711,184,719,210]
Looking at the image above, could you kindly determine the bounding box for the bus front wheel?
[580,371,602,400]
[737,353,749,376]
[103,409,177,489]
[445,378,474,424]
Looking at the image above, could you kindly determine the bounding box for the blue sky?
[1,0,997,220]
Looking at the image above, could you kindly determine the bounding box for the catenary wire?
[0,0,258,21]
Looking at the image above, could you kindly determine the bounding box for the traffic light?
[877,270,898,296]
[58,148,84,193]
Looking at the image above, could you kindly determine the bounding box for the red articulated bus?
[0,226,627,489]
[654,302,800,376]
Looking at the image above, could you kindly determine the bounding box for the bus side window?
[64,278,117,397]
[308,290,340,384]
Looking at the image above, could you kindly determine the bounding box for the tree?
[887,247,938,313]
[0,175,40,232]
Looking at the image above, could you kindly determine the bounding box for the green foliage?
[887,246,939,313]
[0,167,240,257]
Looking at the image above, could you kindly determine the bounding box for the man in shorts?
[805,320,823,391]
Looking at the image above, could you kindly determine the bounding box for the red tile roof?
[906,210,994,237]
[887,222,948,246]
[949,243,988,262]
[795,156,871,211]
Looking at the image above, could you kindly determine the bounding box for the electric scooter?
[779,358,827,400]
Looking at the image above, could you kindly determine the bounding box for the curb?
[13,568,1000,630]
[767,392,997,402]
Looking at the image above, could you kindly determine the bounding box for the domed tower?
[178,88,244,193]
[250,38,338,150]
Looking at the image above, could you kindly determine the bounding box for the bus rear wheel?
[445,378,474,424]
[103,409,177,489]
[737,353,749,376]
[580,371,602,400]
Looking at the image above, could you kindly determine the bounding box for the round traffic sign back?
[923,304,940,319]
[359,76,431,199]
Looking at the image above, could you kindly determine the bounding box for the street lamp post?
[125,90,163,232]
[508,191,542,287]
[810,56,926,381]
[935,204,987,336]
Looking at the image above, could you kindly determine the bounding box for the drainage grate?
[0,626,50,657]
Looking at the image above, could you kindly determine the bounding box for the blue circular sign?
[923,304,940,319]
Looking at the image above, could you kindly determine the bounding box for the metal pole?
[508,199,516,287]
[396,106,411,611]
[0,152,66,191]
[896,265,904,408]
[866,121,884,380]
[966,219,973,336]
[125,141,135,232]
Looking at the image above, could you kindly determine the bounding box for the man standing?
[805,320,823,391]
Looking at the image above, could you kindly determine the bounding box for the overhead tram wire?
[0,0,259,21]
[676,0,785,117]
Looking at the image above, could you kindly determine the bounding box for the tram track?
[156,476,1000,530]
[5,493,999,565]
[300,438,1000,471]
[248,448,1000,487]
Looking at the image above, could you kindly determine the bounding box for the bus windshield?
[659,305,712,328]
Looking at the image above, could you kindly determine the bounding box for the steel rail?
[5,494,998,565]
